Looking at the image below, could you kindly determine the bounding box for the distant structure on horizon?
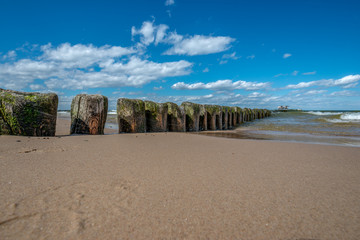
[277,105,289,110]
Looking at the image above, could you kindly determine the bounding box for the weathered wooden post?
[117,98,145,133]
[199,105,207,131]
[70,94,108,135]
[144,101,168,132]
[181,102,201,132]
[204,105,221,130]
[166,102,185,132]
[230,107,237,127]
[0,88,58,136]
[242,108,249,122]
[236,107,243,124]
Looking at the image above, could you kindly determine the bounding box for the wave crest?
[306,111,341,116]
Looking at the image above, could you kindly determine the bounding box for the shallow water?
[58,110,360,147]
[204,111,360,147]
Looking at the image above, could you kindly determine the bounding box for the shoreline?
[56,117,360,148]
[1,126,360,239]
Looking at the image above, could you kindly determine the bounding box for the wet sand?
[1,118,360,239]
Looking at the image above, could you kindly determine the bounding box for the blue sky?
[0,0,359,110]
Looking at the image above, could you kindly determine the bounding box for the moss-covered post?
[199,104,207,131]
[70,94,108,135]
[181,102,201,132]
[243,108,250,122]
[204,105,221,130]
[144,101,168,132]
[236,107,243,124]
[230,107,237,127]
[221,106,228,130]
[117,98,145,133]
[253,109,259,119]
[0,88,58,136]
[166,102,185,132]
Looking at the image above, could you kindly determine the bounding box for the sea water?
[58,110,360,147]
[228,111,360,147]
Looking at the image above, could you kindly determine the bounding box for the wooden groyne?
[0,89,271,136]
[117,98,271,134]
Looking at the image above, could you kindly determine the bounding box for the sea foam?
[306,111,341,116]
[325,112,360,123]
[340,112,360,121]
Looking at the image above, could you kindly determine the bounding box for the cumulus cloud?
[42,43,135,68]
[285,74,360,89]
[164,35,234,56]
[283,53,292,59]
[131,20,235,56]
[0,43,193,90]
[171,79,271,91]
[131,21,156,46]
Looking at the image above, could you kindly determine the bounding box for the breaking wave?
[306,111,342,116]
[325,112,360,123]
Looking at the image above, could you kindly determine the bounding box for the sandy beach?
[1,118,360,240]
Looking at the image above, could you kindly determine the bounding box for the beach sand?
[1,118,359,240]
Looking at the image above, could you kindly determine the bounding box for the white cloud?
[283,53,292,59]
[2,50,17,60]
[292,70,299,76]
[222,52,239,60]
[131,21,156,46]
[164,35,235,56]
[171,79,271,91]
[165,0,175,6]
[274,73,287,78]
[285,74,360,89]
[153,86,163,90]
[29,84,46,90]
[302,71,316,75]
[330,90,358,97]
[131,20,235,56]
[42,43,135,68]
[246,55,255,60]
[343,82,358,89]
[0,43,193,90]
[304,90,327,95]
[203,67,209,73]
[155,24,169,45]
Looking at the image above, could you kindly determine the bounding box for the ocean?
[213,110,360,147]
[58,110,360,147]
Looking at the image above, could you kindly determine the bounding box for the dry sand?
[0,118,359,240]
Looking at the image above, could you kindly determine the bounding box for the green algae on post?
[144,100,168,132]
[0,88,58,136]
[165,102,186,132]
[117,98,146,133]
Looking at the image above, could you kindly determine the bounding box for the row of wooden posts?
[0,89,271,136]
[70,94,271,135]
